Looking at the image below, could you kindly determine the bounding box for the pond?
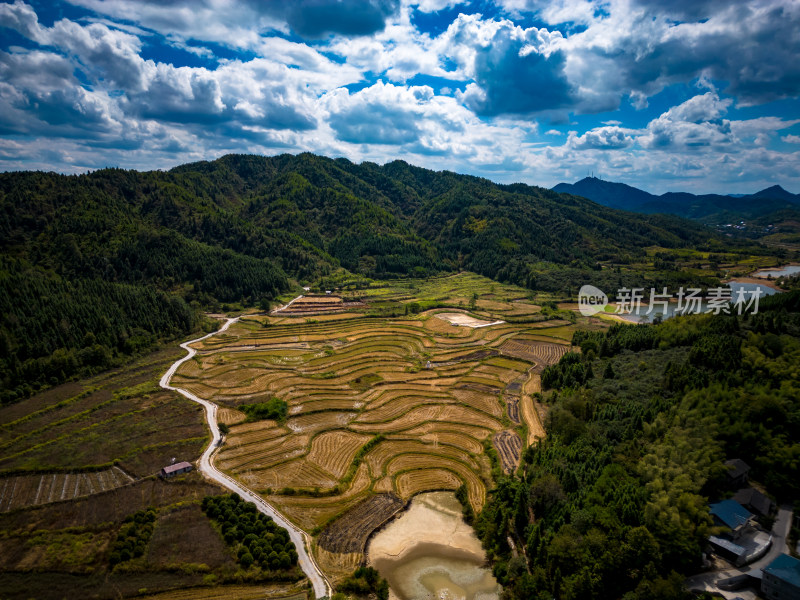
[616,281,778,324]
[752,265,800,278]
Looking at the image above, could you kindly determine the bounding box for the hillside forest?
[0,153,781,404]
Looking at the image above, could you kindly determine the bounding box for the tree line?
[476,290,800,599]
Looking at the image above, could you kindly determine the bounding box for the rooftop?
[732,487,773,516]
[162,461,193,474]
[763,553,800,588]
[709,536,746,558]
[710,499,753,530]
[724,458,751,480]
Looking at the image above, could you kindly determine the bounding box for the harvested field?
[318,493,405,553]
[274,295,367,318]
[494,431,522,474]
[244,459,339,490]
[472,364,522,384]
[396,468,462,498]
[314,545,362,588]
[437,404,503,430]
[217,433,310,471]
[500,338,571,369]
[217,407,247,425]
[386,454,485,511]
[307,430,371,478]
[505,396,520,424]
[414,431,483,454]
[400,425,486,453]
[190,298,572,541]
[0,466,136,512]
[450,388,503,419]
[365,439,478,478]
[268,464,373,531]
[520,394,546,445]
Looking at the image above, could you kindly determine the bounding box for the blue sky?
[1,0,799,194]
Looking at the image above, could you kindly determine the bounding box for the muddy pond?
[368,491,500,600]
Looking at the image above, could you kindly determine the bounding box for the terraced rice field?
[500,338,571,371]
[494,431,523,474]
[317,493,405,553]
[180,305,575,570]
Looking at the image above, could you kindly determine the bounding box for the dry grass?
[386,454,485,511]
[307,431,371,478]
[313,544,362,588]
[520,394,546,446]
[449,388,502,419]
[217,407,247,425]
[395,468,462,498]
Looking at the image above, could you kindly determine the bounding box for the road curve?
[159,318,332,599]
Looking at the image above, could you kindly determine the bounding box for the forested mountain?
[553,176,800,224]
[0,153,770,402]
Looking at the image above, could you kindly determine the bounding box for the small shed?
[160,461,193,478]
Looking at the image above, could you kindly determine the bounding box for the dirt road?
[160,318,332,599]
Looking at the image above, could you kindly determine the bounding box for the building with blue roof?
[762,553,800,600]
[710,499,753,534]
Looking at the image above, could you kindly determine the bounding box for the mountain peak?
[752,184,796,201]
[553,177,657,211]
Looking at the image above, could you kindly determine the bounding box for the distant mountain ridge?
[552,177,800,221]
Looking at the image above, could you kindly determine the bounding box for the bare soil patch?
[435,313,505,328]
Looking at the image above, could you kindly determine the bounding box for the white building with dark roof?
[160,461,193,478]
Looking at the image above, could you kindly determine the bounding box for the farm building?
[762,553,800,600]
[160,461,193,478]
[724,458,751,488]
[708,535,748,566]
[732,487,774,517]
[710,499,753,535]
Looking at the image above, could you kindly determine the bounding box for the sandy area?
[435,312,505,328]
[368,492,484,561]
[368,492,499,600]
[723,276,781,290]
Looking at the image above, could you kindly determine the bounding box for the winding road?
[159,317,332,599]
